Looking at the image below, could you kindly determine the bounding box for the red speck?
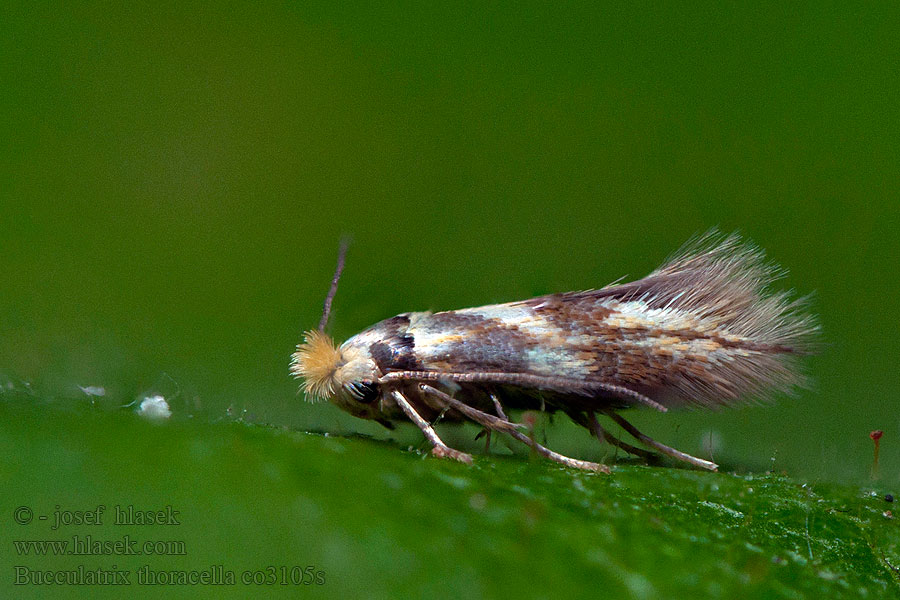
[870,430,883,441]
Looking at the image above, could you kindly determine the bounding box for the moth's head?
[291,241,386,417]
[290,329,382,414]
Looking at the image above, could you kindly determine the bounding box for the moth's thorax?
[334,337,379,384]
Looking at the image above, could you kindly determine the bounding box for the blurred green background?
[2,2,899,597]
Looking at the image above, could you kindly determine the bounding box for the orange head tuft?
[290,330,343,401]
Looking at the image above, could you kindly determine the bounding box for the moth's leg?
[482,392,511,453]
[473,393,510,453]
[489,392,508,420]
[390,390,472,464]
[568,411,656,462]
[603,410,718,471]
[471,394,497,451]
[420,384,609,473]
[418,386,525,435]
[586,413,657,461]
[594,382,667,413]
[381,371,666,413]
[473,428,492,453]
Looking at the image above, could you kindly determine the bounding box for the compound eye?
[347,381,380,404]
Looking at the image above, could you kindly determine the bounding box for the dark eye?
[347,381,380,404]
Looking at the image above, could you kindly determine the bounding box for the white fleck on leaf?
[137,395,172,421]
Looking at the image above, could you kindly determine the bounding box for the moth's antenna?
[318,238,349,332]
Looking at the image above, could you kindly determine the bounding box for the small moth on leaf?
[291,232,818,472]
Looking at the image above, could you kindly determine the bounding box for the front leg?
[390,390,473,464]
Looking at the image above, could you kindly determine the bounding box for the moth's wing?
[522,231,817,408]
[403,230,816,412]
[404,295,673,411]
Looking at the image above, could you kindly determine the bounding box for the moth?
[290,232,818,472]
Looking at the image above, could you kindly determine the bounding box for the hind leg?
[603,410,718,471]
